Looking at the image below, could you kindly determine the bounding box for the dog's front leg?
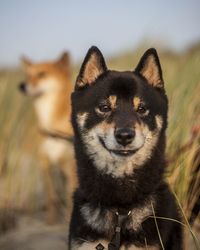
[40,155,59,224]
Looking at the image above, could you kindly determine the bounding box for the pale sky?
[0,0,200,66]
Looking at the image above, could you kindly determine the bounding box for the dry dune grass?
[0,44,199,248]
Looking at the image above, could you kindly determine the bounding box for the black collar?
[96,209,132,250]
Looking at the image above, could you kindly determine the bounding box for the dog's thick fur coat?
[69,47,183,249]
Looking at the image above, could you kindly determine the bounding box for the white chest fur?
[80,197,155,235]
[73,197,157,250]
[72,239,158,250]
[34,94,56,129]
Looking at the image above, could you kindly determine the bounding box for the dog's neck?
[75,135,166,207]
[34,81,73,136]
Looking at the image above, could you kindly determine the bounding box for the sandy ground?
[0,216,68,250]
[0,215,199,250]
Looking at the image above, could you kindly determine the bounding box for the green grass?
[0,44,199,235]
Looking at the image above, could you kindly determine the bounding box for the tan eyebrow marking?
[109,95,117,109]
[133,96,141,109]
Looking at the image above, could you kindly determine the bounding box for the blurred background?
[0,0,199,249]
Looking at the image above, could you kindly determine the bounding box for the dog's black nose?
[18,82,26,92]
[114,128,135,146]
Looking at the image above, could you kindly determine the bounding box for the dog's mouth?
[18,83,44,98]
[99,137,139,157]
[18,84,43,98]
[111,149,138,156]
[32,92,43,99]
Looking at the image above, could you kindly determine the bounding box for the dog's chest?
[34,95,56,128]
[80,201,153,236]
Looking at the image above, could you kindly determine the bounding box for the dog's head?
[19,52,71,97]
[72,47,168,177]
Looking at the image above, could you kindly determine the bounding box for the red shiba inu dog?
[19,52,77,224]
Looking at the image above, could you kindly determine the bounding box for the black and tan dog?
[69,47,183,249]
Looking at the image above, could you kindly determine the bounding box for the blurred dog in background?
[19,52,77,224]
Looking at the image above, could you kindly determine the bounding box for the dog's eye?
[37,72,46,78]
[137,104,149,115]
[98,104,111,113]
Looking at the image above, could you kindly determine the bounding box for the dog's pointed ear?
[21,56,32,68]
[135,48,164,88]
[57,51,70,67]
[56,51,72,76]
[75,46,107,89]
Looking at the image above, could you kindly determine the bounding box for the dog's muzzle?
[99,127,140,157]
